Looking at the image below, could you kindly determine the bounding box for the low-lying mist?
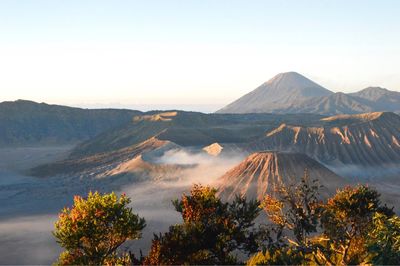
[326,163,400,181]
[0,147,245,264]
[0,214,61,264]
[119,149,245,254]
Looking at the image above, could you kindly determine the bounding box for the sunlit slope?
[217,151,347,200]
[249,112,400,166]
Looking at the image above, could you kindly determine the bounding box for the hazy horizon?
[1,0,400,107]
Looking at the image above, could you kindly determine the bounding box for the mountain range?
[68,111,323,158]
[28,108,400,182]
[0,100,141,147]
[2,73,400,196]
[217,72,400,115]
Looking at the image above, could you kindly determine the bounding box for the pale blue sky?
[1,0,399,111]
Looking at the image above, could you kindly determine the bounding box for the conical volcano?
[217,151,346,200]
[217,72,332,113]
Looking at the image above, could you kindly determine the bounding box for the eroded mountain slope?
[249,112,400,166]
[217,151,347,201]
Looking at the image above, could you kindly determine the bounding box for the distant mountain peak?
[217,73,400,115]
[265,71,323,87]
[354,86,390,95]
[360,86,388,92]
[266,71,304,82]
[273,71,309,78]
[217,72,332,114]
[350,87,400,111]
[353,86,391,98]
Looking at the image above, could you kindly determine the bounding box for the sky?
[0,0,399,112]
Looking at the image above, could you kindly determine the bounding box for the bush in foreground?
[250,172,397,265]
[53,191,145,265]
[53,177,400,265]
[143,184,261,265]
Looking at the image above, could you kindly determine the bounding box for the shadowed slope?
[0,100,141,147]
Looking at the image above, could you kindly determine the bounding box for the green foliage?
[254,171,324,265]
[316,185,393,265]
[255,173,400,266]
[247,246,305,266]
[144,184,261,265]
[261,170,322,246]
[52,177,400,265]
[322,185,381,239]
[366,212,400,265]
[53,191,145,265]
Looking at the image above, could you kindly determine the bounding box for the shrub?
[144,184,260,265]
[53,191,145,265]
